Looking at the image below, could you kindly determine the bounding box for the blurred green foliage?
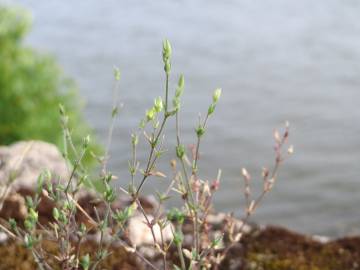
[0,6,100,166]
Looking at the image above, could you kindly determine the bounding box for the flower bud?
[195,125,205,137]
[241,168,249,178]
[104,185,116,202]
[167,208,185,224]
[213,88,222,103]
[131,133,139,146]
[274,129,281,143]
[146,108,156,122]
[53,208,60,221]
[162,39,172,62]
[80,254,90,270]
[154,96,163,112]
[113,66,121,81]
[29,208,38,222]
[178,74,185,89]
[9,218,17,230]
[173,231,184,245]
[83,135,90,148]
[164,60,171,74]
[59,104,65,115]
[208,103,216,115]
[173,98,180,111]
[139,119,146,129]
[24,234,34,249]
[175,75,184,98]
[176,144,185,159]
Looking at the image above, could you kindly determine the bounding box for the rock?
[128,214,174,246]
[207,212,227,226]
[0,232,8,244]
[0,141,69,191]
[312,234,330,244]
[136,195,159,215]
[0,192,27,221]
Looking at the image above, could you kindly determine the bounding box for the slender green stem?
[136,198,158,245]
[64,148,86,195]
[135,73,170,196]
[189,112,210,265]
[175,111,202,263]
[175,224,186,270]
[160,226,167,270]
[102,79,121,174]
[135,115,168,196]
[165,73,169,113]
[131,137,137,187]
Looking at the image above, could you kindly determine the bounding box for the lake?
[10,0,360,237]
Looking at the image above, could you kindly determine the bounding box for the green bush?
[0,6,99,165]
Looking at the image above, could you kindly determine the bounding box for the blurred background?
[2,0,360,237]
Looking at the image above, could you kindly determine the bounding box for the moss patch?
[240,226,360,270]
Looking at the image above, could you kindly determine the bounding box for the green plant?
[0,39,293,270]
[0,6,99,166]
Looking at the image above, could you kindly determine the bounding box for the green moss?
[246,251,326,270]
[242,227,360,270]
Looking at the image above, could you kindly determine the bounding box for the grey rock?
[128,214,174,246]
[0,141,69,191]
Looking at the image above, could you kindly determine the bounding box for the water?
[8,0,360,237]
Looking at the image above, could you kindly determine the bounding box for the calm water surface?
[9,0,360,236]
